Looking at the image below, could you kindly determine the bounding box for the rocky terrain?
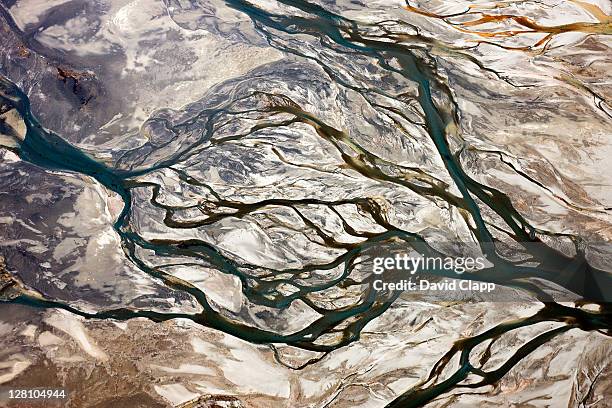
[0,0,610,407]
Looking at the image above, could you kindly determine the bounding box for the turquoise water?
[0,1,610,406]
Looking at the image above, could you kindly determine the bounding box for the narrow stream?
[0,1,610,406]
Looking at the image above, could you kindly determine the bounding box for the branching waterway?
[0,0,610,406]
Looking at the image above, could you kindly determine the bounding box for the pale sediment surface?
[0,0,610,407]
